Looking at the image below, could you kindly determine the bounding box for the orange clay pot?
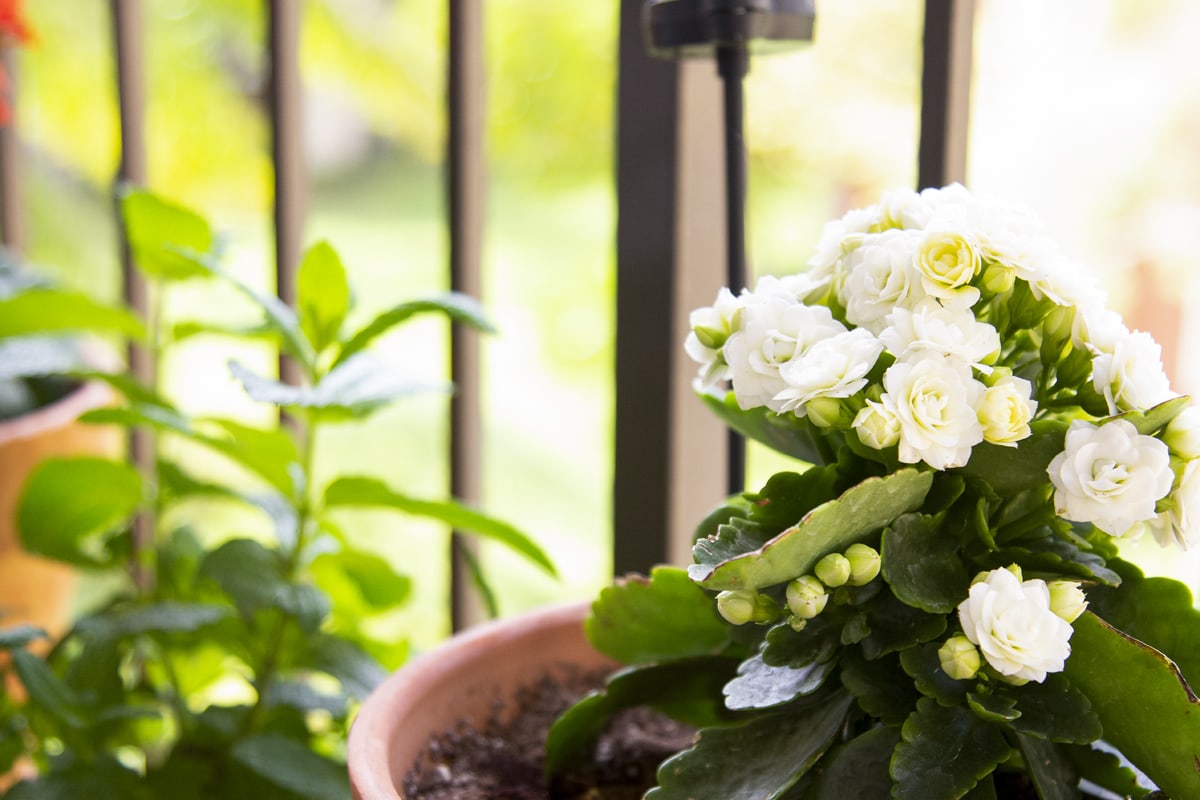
[348,601,614,800]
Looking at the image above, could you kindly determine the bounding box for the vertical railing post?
[0,46,22,253]
[447,0,486,630]
[918,0,975,189]
[111,0,154,593]
[267,0,305,388]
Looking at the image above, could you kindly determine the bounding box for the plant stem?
[131,282,166,597]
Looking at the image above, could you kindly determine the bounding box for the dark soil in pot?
[401,668,694,800]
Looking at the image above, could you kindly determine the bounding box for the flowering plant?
[548,185,1200,798]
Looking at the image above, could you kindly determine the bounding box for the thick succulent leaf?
[810,725,901,800]
[333,291,495,368]
[17,457,141,567]
[860,590,947,660]
[231,734,350,800]
[1063,744,1153,799]
[698,386,826,464]
[121,188,214,280]
[545,656,739,776]
[839,650,920,724]
[1006,673,1101,744]
[890,698,1012,800]
[296,241,351,353]
[0,290,144,341]
[693,517,774,567]
[966,692,1019,724]
[899,642,970,707]
[324,475,555,576]
[982,535,1121,587]
[762,615,842,669]
[953,419,1068,495]
[229,355,447,421]
[1015,734,1078,800]
[1109,395,1192,435]
[1063,611,1200,800]
[723,651,837,710]
[585,566,728,664]
[881,513,969,614]
[689,469,932,592]
[646,691,854,800]
[743,467,841,532]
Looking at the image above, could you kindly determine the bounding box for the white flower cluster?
[686,184,1199,549]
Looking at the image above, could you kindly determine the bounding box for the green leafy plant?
[549,185,1199,799]
[0,189,554,798]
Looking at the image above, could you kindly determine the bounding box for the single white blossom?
[1091,330,1176,414]
[1164,406,1200,460]
[914,228,982,306]
[878,188,934,230]
[1154,459,1200,551]
[808,207,881,279]
[978,375,1037,446]
[957,567,1074,684]
[852,399,901,450]
[1047,420,1174,537]
[881,354,985,470]
[879,299,1000,368]
[722,298,846,410]
[772,328,884,416]
[685,287,742,387]
[1072,303,1128,355]
[839,228,927,334]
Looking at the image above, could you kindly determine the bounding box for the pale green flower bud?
[806,397,855,429]
[844,543,881,586]
[1047,580,1088,623]
[980,262,1016,295]
[938,635,981,680]
[852,401,900,450]
[975,564,1022,585]
[1164,407,1200,460]
[815,553,852,588]
[787,615,808,632]
[786,575,829,620]
[716,590,778,626]
[692,324,727,350]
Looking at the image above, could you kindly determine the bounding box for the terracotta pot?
[348,600,614,800]
[0,380,118,636]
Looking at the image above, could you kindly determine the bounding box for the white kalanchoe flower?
[721,298,847,411]
[878,188,934,230]
[1164,406,1200,460]
[1072,303,1128,355]
[808,206,882,280]
[914,228,982,307]
[879,298,1000,368]
[1155,459,1200,551]
[852,399,901,450]
[752,272,830,305]
[963,193,1055,278]
[881,353,985,470]
[978,375,1037,446]
[1047,419,1174,537]
[684,287,742,387]
[1046,580,1088,623]
[839,228,927,334]
[1091,329,1177,415]
[772,328,884,417]
[957,567,1074,684]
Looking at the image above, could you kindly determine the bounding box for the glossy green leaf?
[1110,395,1192,436]
[689,469,932,592]
[0,624,46,650]
[1015,734,1077,800]
[586,566,728,664]
[231,733,350,800]
[1006,673,1101,744]
[296,241,351,352]
[1063,744,1153,799]
[121,188,214,280]
[953,419,1067,495]
[0,289,144,341]
[698,386,824,464]
[743,467,841,532]
[966,691,1019,724]
[891,698,1012,800]
[762,615,842,669]
[1063,611,1200,800]
[860,590,947,660]
[17,457,141,567]
[839,650,919,725]
[646,691,854,800]
[74,602,232,641]
[881,513,968,614]
[12,649,88,730]
[304,634,387,698]
[545,656,738,776]
[899,642,970,708]
[309,549,411,612]
[983,534,1121,587]
[723,651,837,710]
[229,355,446,421]
[324,475,556,576]
[333,291,495,368]
[810,725,901,800]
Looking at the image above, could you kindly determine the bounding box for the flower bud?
[844,543,881,586]
[787,615,807,632]
[815,553,852,588]
[975,564,1022,585]
[786,575,829,620]
[938,635,981,680]
[716,590,778,626]
[853,401,900,450]
[806,397,853,429]
[1047,580,1088,623]
[981,262,1016,295]
[1164,406,1200,460]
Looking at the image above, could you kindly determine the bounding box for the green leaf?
[953,419,1068,495]
[839,650,920,724]
[646,691,855,800]
[1015,734,1078,800]
[899,642,970,708]
[743,467,841,532]
[810,725,901,800]
[231,733,351,800]
[723,652,837,710]
[984,534,1121,587]
[333,291,495,368]
[263,679,349,717]
[199,539,330,634]
[74,602,232,640]
[17,457,142,567]
[762,615,842,669]
[1063,611,1200,800]
[309,549,411,613]
[0,624,47,650]
[172,318,279,344]
[1110,395,1192,436]
[1006,673,1101,744]
[323,476,556,576]
[545,656,738,776]
[966,691,1019,724]
[586,566,728,664]
[697,386,824,464]
[296,241,351,353]
[890,698,1012,800]
[304,634,387,698]
[860,590,947,660]
[881,513,969,614]
[0,289,145,340]
[229,354,446,421]
[1063,744,1153,799]
[689,469,933,592]
[12,649,88,730]
[5,761,147,800]
[121,188,214,280]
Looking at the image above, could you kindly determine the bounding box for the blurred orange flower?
[0,0,31,125]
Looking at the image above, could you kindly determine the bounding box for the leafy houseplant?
[546,184,1200,799]
[0,189,555,798]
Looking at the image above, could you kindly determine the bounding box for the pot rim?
[0,379,113,445]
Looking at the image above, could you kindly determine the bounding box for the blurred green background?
[11,0,1200,650]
